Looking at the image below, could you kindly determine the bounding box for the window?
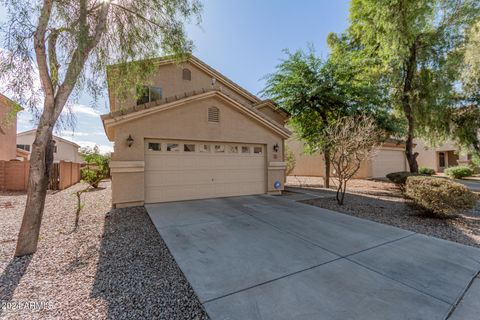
[253,147,263,155]
[208,107,220,123]
[184,144,196,152]
[17,144,30,152]
[227,145,238,153]
[148,143,161,151]
[199,144,211,153]
[166,143,180,152]
[182,68,191,80]
[53,146,57,153]
[214,145,225,153]
[136,85,162,105]
[241,146,250,154]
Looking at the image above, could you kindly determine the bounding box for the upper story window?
[17,144,30,152]
[136,85,162,105]
[182,68,191,81]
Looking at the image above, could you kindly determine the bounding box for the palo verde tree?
[0,0,202,257]
[262,47,390,188]
[344,0,480,172]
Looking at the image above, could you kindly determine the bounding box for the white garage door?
[144,139,266,203]
[372,150,406,178]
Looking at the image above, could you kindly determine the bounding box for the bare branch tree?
[326,115,384,205]
[0,0,202,257]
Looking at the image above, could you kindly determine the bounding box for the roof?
[17,129,81,148]
[0,93,24,113]
[101,89,291,140]
[106,54,262,110]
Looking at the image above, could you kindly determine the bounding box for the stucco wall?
[110,95,285,207]
[16,132,81,163]
[109,61,256,113]
[0,97,18,161]
[413,139,468,171]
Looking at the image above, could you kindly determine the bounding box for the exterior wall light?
[273,143,279,152]
[127,135,134,147]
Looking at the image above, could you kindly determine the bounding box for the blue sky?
[0,0,350,153]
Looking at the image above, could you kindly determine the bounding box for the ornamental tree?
[0,0,202,256]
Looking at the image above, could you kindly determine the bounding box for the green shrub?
[405,176,477,216]
[386,171,420,187]
[80,168,103,188]
[419,167,436,176]
[444,166,473,179]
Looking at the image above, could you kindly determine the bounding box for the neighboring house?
[414,139,474,172]
[102,55,291,208]
[0,94,23,161]
[288,138,407,179]
[16,129,81,163]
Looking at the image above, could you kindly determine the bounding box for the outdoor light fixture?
[273,143,279,152]
[127,135,134,147]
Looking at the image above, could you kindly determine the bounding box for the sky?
[0,0,350,153]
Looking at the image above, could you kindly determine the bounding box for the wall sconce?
[273,143,279,152]
[127,135,134,147]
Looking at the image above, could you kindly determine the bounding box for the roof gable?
[102,90,290,140]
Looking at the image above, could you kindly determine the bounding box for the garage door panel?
[372,150,406,178]
[145,140,266,203]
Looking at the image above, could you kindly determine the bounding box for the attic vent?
[208,107,220,123]
[182,68,191,80]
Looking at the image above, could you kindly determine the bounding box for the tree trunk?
[402,40,420,173]
[15,126,55,256]
[324,147,331,188]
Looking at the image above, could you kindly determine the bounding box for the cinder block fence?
[0,160,81,191]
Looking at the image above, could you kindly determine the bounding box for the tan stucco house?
[414,139,474,172]
[102,56,291,208]
[17,129,81,163]
[0,94,23,161]
[288,138,408,179]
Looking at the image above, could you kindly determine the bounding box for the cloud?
[60,130,104,137]
[74,140,113,154]
[64,104,102,117]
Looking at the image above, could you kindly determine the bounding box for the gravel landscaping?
[287,176,480,248]
[0,180,209,320]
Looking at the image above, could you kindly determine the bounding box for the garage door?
[372,150,406,178]
[144,139,266,203]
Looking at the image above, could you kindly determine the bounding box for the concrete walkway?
[146,195,480,320]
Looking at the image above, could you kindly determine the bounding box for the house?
[101,55,291,208]
[0,94,23,161]
[287,138,408,179]
[16,129,82,163]
[414,139,474,172]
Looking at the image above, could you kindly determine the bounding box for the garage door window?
[166,143,180,152]
[148,143,161,151]
[199,144,211,153]
[214,145,225,153]
[184,144,196,152]
[253,147,263,155]
[227,145,238,153]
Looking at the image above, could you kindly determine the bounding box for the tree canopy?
[339,0,480,171]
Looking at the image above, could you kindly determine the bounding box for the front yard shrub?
[405,176,477,216]
[386,171,420,188]
[419,167,436,176]
[444,166,474,179]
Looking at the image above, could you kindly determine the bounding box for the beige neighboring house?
[414,139,473,172]
[288,138,408,179]
[0,94,23,161]
[16,129,81,163]
[101,55,291,208]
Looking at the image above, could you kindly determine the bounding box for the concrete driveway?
[146,195,480,320]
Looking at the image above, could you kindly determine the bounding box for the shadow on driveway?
[90,206,209,320]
